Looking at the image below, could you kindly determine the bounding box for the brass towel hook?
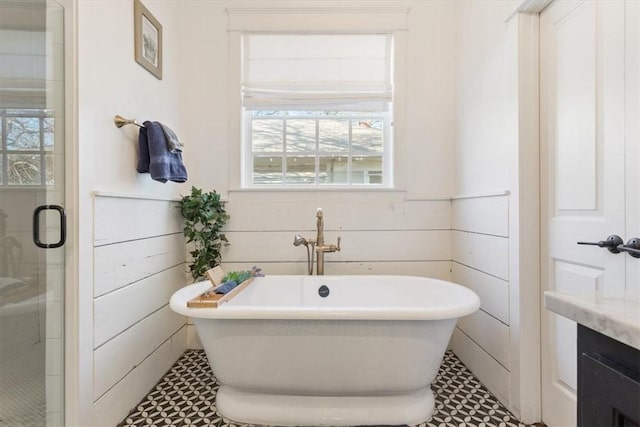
[114,115,144,128]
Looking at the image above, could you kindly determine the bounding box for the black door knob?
[577,235,624,254]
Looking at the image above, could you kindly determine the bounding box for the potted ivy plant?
[180,187,230,281]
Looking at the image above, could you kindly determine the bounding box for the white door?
[540,1,627,426]
[626,1,640,301]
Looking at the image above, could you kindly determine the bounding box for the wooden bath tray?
[187,266,254,308]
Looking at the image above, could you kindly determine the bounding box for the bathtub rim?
[170,275,480,321]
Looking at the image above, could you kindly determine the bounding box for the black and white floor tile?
[119,350,531,427]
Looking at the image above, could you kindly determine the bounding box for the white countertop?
[544,292,640,351]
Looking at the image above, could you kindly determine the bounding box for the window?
[0,110,55,186]
[241,34,393,187]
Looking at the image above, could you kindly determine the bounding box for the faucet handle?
[336,236,341,251]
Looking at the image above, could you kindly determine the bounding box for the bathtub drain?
[318,285,330,297]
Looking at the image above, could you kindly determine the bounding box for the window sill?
[226,187,458,203]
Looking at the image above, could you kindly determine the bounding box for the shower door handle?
[33,205,67,249]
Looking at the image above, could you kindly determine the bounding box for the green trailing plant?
[180,187,230,281]
[222,266,264,284]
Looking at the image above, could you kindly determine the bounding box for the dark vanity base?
[578,325,640,427]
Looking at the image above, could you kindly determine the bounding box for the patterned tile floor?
[119,350,531,427]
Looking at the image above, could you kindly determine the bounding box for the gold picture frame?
[134,0,162,79]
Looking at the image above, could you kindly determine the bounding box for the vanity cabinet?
[578,325,640,427]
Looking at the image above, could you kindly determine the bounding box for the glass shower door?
[0,1,65,425]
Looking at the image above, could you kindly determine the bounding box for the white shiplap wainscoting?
[450,194,511,406]
[91,195,188,426]
[220,191,452,276]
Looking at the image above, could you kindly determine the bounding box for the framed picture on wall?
[134,0,163,80]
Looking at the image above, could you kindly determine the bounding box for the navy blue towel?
[137,121,188,183]
[214,280,239,295]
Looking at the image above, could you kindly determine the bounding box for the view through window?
[249,110,387,185]
[0,110,55,186]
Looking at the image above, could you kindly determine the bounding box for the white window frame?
[226,6,409,192]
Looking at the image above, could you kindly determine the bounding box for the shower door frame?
[56,0,81,425]
[0,0,78,425]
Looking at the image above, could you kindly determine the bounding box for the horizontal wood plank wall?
[223,260,452,278]
[92,196,187,426]
[451,195,510,406]
[93,327,187,425]
[451,327,509,403]
[94,233,186,297]
[219,192,452,277]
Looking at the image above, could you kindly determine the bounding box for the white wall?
[180,0,456,199]
[451,1,540,423]
[178,0,457,249]
[74,1,190,425]
[451,0,514,410]
[454,1,513,195]
[451,4,514,402]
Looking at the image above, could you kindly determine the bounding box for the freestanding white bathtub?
[170,275,480,426]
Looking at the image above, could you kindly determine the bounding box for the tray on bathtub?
[187,277,254,308]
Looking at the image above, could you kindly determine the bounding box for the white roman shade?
[0,30,47,109]
[241,34,393,110]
